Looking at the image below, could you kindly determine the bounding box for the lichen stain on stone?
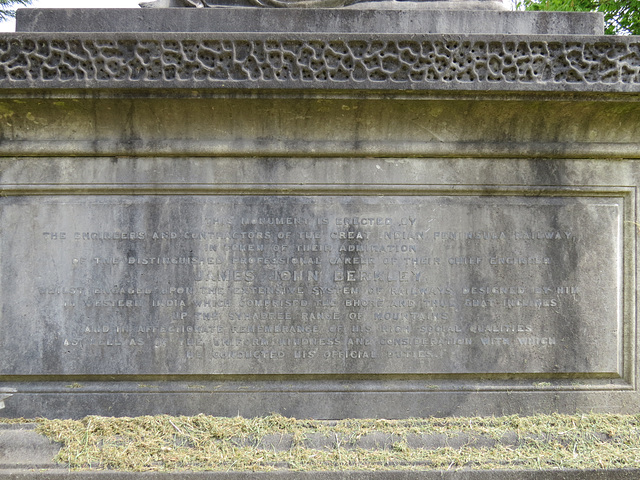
[0,103,15,122]
[429,107,444,118]
[25,112,49,126]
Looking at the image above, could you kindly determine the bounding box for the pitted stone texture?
[257,434,295,452]
[0,427,60,468]
[1,35,640,90]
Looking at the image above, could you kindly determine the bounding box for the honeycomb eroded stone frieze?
[0,35,639,88]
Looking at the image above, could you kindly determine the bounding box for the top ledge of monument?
[15,6,604,35]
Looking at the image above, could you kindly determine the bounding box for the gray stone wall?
[0,16,639,418]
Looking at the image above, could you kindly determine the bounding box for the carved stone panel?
[0,194,625,383]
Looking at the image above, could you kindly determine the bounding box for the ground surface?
[2,414,640,472]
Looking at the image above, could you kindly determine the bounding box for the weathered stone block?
[0,10,638,419]
[15,8,604,35]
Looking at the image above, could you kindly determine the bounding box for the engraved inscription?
[0,195,623,378]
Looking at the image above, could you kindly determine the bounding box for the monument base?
[1,6,639,419]
[0,92,637,419]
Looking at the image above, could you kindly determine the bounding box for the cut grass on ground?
[3,413,640,472]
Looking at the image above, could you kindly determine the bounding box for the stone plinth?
[0,8,638,419]
[15,8,603,34]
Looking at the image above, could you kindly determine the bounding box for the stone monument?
[0,0,638,419]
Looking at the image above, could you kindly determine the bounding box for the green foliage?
[519,0,640,34]
[0,0,31,22]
